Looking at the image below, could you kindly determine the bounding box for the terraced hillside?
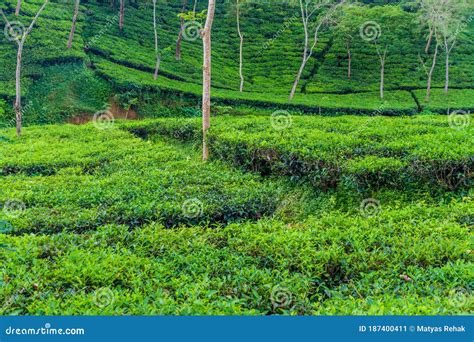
[0,0,473,125]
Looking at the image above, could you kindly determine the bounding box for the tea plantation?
[0,0,473,316]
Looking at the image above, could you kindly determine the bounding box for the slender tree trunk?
[67,0,80,49]
[15,43,23,137]
[425,26,433,54]
[443,37,454,95]
[444,50,449,94]
[175,0,187,60]
[376,44,387,100]
[2,0,48,136]
[347,48,351,80]
[237,0,244,92]
[152,0,160,79]
[119,0,124,31]
[15,0,21,16]
[380,60,385,99]
[290,55,308,101]
[289,1,309,101]
[201,0,216,161]
[426,41,439,101]
[110,0,116,10]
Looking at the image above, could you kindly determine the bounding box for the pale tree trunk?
[290,52,308,100]
[345,42,351,80]
[1,0,49,136]
[348,49,351,80]
[289,0,340,101]
[236,0,244,92]
[289,0,309,101]
[376,44,387,100]
[444,48,449,94]
[425,26,433,54]
[426,40,439,101]
[15,0,21,16]
[201,0,216,161]
[119,0,124,31]
[152,0,160,79]
[380,60,385,99]
[175,0,187,60]
[67,0,80,49]
[15,43,23,136]
[443,36,455,95]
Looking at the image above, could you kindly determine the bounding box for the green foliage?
[125,115,473,192]
[0,124,279,234]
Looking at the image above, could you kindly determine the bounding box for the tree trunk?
[201,0,216,161]
[289,0,308,101]
[67,0,80,49]
[380,60,384,100]
[426,42,439,101]
[289,55,308,101]
[153,0,160,79]
[237,0,244,92]
[175,21,183,60]
[175,0,187,60]
[347,48,351,80]
[110,0,116,10]
[15,43,23,137]
[444,50,449,95]
[15,0,21,16]
[425,27,433,54]
[376,44,387,100]
[119,0,124,31]
[5,0,49,136]
[154,56,160,80]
